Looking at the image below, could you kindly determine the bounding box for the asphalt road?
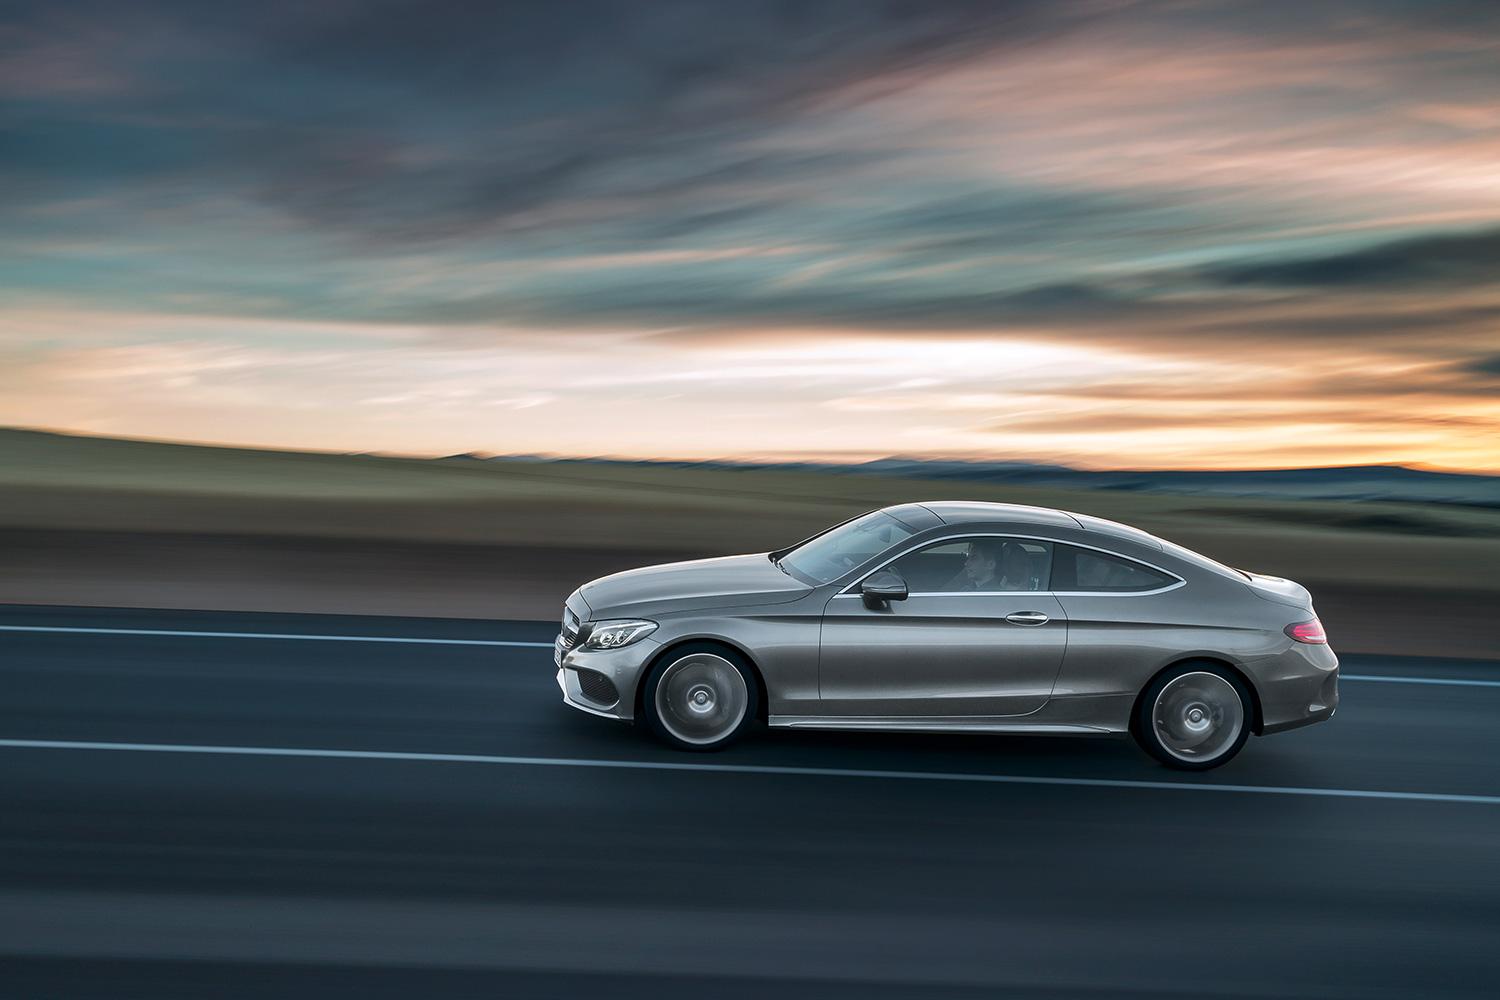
[1,604,1497,998]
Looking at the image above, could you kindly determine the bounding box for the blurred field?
[2,428,1497,658]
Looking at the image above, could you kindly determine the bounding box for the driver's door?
[817,537,1067,719]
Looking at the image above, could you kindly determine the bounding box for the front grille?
[576,668,619,707]
[559,607,581,651]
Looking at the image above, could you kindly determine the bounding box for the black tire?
[1133,661,1253,770]
[640,642,760,752]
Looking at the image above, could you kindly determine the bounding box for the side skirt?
[768,716,1119,735]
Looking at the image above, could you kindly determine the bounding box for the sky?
[3,0,1499,470]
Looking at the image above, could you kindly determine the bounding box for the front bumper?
[555,636,660,723]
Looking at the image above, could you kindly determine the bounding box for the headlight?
[582,619,658,650]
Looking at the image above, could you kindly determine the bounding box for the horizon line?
[6,425,1498,479]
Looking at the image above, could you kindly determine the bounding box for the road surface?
[2,604,1497,998]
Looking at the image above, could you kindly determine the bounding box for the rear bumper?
[1262,701,1336,735]
[1255,644,1339,735]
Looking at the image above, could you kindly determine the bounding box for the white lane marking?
[0,625,1496,687]
[2,737,1498,806]
[1341,674,1500,689]
[0,625,554,649]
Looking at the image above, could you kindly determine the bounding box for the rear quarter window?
[1052,544,1177,593]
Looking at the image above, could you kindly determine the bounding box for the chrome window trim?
[833,531,1186,598]
[829,581,1187,600]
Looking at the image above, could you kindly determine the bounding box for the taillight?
[1285,619,1327,644]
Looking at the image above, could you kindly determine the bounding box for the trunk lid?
[1243,570,1314,609]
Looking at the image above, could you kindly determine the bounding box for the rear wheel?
[1135,663,1251,770]
[641,644,759,751]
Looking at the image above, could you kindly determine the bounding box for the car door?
[817,536,1068,719]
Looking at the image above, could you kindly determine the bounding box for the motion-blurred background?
[3,0,1499,656]
[3,426,1498,658]
[5,4,1500,998]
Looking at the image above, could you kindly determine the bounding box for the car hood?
[1242,571,1314,610]
[579,553,809,618]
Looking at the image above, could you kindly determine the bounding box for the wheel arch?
[636,636,770,725]
[1131,655,1265,737]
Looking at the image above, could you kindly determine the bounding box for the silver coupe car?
[554,502,1337,769]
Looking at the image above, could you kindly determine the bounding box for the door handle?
[1005,611,1050,626]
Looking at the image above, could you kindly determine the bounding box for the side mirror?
[861,569,908,609]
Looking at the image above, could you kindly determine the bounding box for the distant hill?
[5,427,1497,508]
[481,455,1500,507]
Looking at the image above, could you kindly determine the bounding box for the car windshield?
[779,511,917,584]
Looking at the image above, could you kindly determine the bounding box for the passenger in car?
[998,542,1039,591]
[944,539,1004,592]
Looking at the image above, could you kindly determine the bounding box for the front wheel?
[1134,663,1251,770]
[640,644,759,751]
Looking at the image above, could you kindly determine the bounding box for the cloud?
[1456,353,1500,378]
[4,0,1500,469]
[1199,227,1500,290]
[986,407,1496,436]
[1,0,1086,242]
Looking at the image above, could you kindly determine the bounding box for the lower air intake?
[576,668,619,707]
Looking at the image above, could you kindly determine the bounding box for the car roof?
[913,501,1164,550]
[916,501,1080,528]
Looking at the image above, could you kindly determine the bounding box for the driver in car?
[945,539,1001,591]
[944,540,1036,592]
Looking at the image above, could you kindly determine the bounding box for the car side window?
[1052,544,1176,592]
[886,537,1052,593]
